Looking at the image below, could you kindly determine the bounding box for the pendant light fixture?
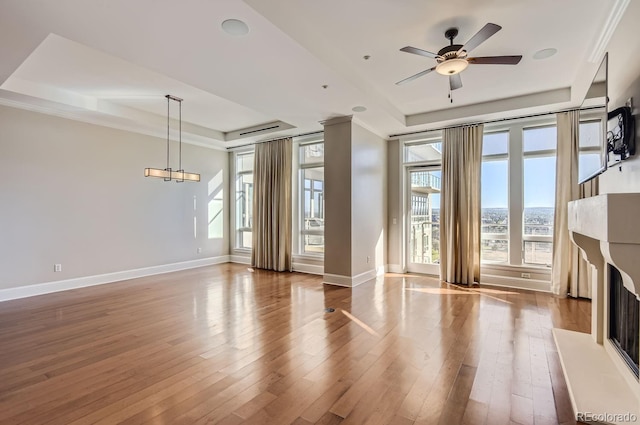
[144,94,200,182]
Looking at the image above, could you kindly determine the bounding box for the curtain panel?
[552,110,580,296]
[440,124,484,286]
[251,138,293,272]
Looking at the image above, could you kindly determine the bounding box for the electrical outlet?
[521,272,531,279]
[197,247,202,254]
[366,256,370,263]
[54,264,62,272]
[392,218,397,225]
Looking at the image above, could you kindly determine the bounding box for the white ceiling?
[0,0,628,148]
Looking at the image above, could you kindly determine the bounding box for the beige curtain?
[251,138,292,272]
[440,124,484,286]
[570,177,599,298]
[551,110,580,296]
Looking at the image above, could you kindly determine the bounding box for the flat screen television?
[578,53,608,184]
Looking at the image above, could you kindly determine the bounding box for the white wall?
[323,117,352,277]
[386,139,403,272]
[351,124,387,276]
[323,117,387,284]
[0,105,228,290]
[598,0,640,194]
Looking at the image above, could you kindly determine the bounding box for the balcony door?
[406,167,441,275]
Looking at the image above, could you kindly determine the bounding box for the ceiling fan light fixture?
[435,58,468,75]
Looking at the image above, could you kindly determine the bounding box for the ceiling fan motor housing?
[437,44,465,60]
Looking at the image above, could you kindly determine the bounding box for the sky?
[419,128,561,210]
[481,157,557,209]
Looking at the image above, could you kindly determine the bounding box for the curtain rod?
[388,105,604,139]
[226,130,323,150]
[226,105,604,149]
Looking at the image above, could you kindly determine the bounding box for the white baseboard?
[323,273,353,287]
[292,262,323,275]
[324,267,382,288]
[0,255,231,302]
[481,274,551,292]
[229,255,324,275]
[230,255,251,265]
[387,264,404,273]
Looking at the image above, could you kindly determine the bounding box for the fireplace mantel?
[554,193,640,424]
[568,193,640,297]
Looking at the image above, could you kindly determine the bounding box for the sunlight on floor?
[341,310,380,337]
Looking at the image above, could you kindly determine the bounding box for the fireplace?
[609,264,640,377]
[556,193,640,423]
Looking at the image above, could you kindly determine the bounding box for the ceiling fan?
[396,23,522,91]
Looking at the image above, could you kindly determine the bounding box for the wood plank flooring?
[0,264,591,424]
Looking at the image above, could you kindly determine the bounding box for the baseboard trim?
[324,267,381,288]
[230,255,251,265]
[322,274,353,287]
[0,255,231,302]
[229,255,324,275]
[292,263,323,275]
[481,274,551,293]
[387,264,404,274]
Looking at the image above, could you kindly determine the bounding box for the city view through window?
[408,125,559,269]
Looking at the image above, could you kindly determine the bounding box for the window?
[477,119,559,269]
[299,143,324,254]
[405,141,442,163]
[235,152,254,249]
[481,132,509,263]
[403,137,443,274]
[579,119,603,182]
[522,126,556,266]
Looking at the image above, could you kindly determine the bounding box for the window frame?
[521,124,557,266]
[296,138,325,257]
[481,130,510,265]
[233,150,254,252]
[482,117,558,269]
[401,134,443,275]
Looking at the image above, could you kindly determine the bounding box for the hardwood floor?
[0,263,590,424]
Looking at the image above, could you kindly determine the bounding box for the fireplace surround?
[555,193,640,424]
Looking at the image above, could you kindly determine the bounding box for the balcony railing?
[411,172,441,191]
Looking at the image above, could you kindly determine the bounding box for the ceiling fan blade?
[395,67,437,85]
[400,46,440,59]
[468,55,522,65]
[450,74,463,91]
[457,23,501,55]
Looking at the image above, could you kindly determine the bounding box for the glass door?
[406,167,441,275]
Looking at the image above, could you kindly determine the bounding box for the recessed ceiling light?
[221,19,249,36]
[533,48,557,60]
[352,106,367,113]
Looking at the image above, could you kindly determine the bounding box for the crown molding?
[588,0,630,63]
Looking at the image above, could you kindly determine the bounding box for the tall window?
[478,119,559,269]
[235,152,254,249]
[522,126,557,266]
[403,137,442,273]
[299,143,324,254]
[579,119,603,182]
[481,132,509,263]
